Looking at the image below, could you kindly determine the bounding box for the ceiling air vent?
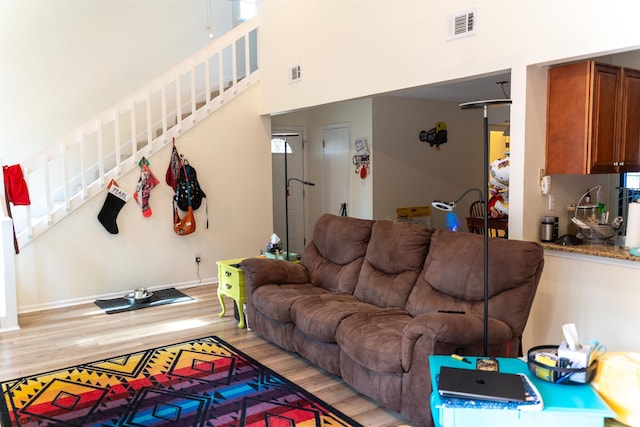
[289,65,302,84]
[447,10,476,40]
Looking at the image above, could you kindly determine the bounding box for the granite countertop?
[540,240,640,262]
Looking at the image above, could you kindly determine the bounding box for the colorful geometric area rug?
[0,335,362,427]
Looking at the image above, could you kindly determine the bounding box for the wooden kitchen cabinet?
[546,61,640,174]
[619,67,640,172]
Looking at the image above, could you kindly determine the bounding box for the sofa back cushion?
[301,214,374,293]
[353,220,434,308]
[406,231,544,336]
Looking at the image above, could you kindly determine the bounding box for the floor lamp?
[272,133,315,260]
[459,98,511,357]
[286,177,314,258]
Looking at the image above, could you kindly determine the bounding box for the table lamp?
[432,188,484,232]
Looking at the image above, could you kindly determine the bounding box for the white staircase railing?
[1,217,19,331]
[8,19,259,250]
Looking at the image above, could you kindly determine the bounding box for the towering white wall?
[0,0,233,164]
[258,1,640,117]
[15,85,272,310]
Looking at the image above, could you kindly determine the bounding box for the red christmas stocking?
[134,163,159,217]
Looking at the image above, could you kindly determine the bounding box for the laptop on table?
[438,366,527,402]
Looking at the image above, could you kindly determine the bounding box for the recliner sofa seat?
[241,213,544,427]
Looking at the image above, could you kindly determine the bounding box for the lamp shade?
[431,201,454,212]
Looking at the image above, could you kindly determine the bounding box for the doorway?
[322,124,350,216]
[271,129,306,255]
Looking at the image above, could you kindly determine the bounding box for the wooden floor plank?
[0,283,415,427]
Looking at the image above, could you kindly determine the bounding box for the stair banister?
[42,155,52,224]
[190,64,197,124]
[97,121,105,187]
[218,50,225,104]
[205,56,211,113]
[62,144,69,212]
[80,132,88,199]
[11,18,259,249]
[1,217,19,331]
[161,85,168,140]
[114,110,122,176]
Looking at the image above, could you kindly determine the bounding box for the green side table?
[216,258,247,329]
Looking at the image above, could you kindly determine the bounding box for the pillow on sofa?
[353,220,434,308]
[301,214,374,294]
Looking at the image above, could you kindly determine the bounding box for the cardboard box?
[396,206,431,227]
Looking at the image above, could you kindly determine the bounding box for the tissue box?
[559,341,592,383]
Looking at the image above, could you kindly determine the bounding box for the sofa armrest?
[401,313,512,371]
[240,258,310,292]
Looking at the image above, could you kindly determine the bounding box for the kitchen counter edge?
[540,241,640,262]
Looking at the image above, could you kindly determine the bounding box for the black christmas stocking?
[97,181,130,234]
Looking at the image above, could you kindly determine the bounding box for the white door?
[271,131,305,256]
[323,125,350,216]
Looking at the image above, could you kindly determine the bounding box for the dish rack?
[571,185,623,242]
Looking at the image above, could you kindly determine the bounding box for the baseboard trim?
[17,278,218,314]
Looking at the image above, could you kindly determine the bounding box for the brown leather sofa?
[240,214,544,427]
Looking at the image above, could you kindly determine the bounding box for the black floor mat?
[95,288,193,314]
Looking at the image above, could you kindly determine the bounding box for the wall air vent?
[447,9,476,40]
[289,65,302,84]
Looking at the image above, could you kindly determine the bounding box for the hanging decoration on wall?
[3,163,31,253]
[353,137,371,179]
[97,180,131,235]
[166,139,209,233]
[353,154,370,179]
[134,157,160,217]
[419,121,448,149]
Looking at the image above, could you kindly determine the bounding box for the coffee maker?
[540,216,558,242]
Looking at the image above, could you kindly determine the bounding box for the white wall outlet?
[289,65,302,83]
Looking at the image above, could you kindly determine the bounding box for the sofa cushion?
[301,214,374,294]
[353,220,433,308]
[336,309,412,373]
[405,230,544,336]
[340,354,403,413]
[292,328,342,375]
[290,294,380,343]
[252,284,329,323]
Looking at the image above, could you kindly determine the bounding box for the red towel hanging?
[3,164,31,206]
[2,164,28,254]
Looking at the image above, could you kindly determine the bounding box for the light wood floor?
[0,283,415,427]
